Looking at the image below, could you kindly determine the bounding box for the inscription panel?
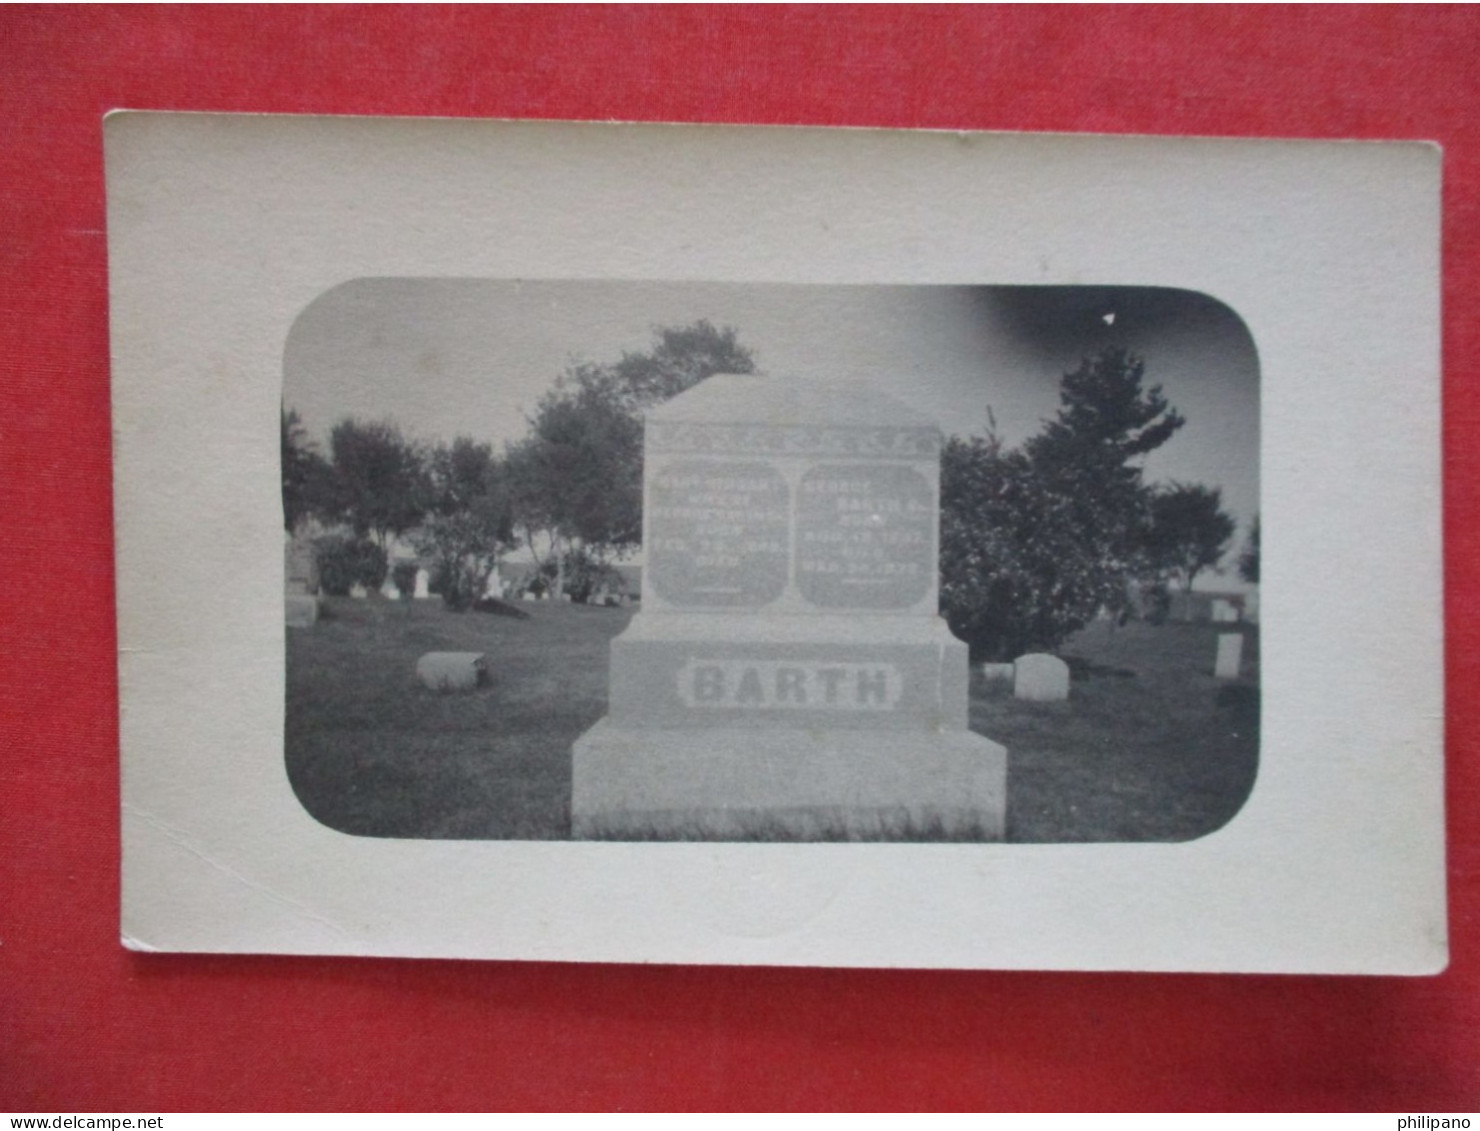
[646,422,940,459]
[678,659,902,711]
[647,461,790,608]
[607,639,966,730]
[796,464,934,609]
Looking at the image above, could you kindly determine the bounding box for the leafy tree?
[1238,514,1261,584]
[1146,482,1237,592]
[505,367,643,597]
[940,349,1185,659]
[412,437,517,610]
[326,418,429,552]
[941,435,1128,660]
[606,320,757,409]
[281,406,331,533]
[508,321,756,596]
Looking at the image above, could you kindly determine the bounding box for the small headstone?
[979,662,1014,682]
[414,568,431,599]
[285,595,319,627]
[416,651,487,692]
[1013,653,1070,701]
[285,535,320,626]
[380,579,400,600]
[1215,633,1244,679]
[521,592,538,602]
[284,535,319,596]
[1211,598,1237,623]
[349,583,368,599]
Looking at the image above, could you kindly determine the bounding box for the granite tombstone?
[571,375,1007,840]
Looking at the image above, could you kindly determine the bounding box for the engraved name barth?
[676,659,904,710]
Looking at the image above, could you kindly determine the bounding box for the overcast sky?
[284,279,1259,575]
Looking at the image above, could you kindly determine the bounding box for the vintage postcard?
[108,113,1444,971]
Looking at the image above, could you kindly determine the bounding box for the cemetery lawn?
[287,599,1258,842]
[987,618,1259,842]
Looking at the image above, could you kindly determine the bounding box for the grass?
[575,806,1004,842]
[992,618,1259,842]
[286,596,621,839]
[286,598,1258,843]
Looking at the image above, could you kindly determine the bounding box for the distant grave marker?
[1215,633,1244,679]
[1013,653,1070,701]
[284,534,320,627]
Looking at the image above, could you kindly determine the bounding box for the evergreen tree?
[940,349,1185,659]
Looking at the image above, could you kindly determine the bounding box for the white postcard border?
[108,114,1445,972]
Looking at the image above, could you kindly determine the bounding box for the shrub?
[315,535,387,596]
[562,548,630,604]
[392,561,419,598]
[425,561,464,610]
[939,438,1140,661]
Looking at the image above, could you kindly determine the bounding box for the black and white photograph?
[109,114,1442,971]
[283,280,1260,844]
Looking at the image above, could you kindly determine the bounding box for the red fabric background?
[2,5,1476,1112]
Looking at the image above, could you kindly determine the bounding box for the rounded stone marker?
[1013,653,1070,701]
[416,652,487,692]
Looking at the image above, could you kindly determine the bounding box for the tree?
[1024,347,1186,600]
[941,435,1132,660]
[508,322,756,596]
[281,406,331,533]
[326,418,428,552]
[505,367,644,597]
[1238,514,1261,584]
[1027,348,1185,471]
[412,437,517,610]
[606,319,757,409]
[939,349,1185,659]
[1146,482,1237,592]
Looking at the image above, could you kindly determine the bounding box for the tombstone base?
[571,719,1006,841]
[285,594,319,627]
